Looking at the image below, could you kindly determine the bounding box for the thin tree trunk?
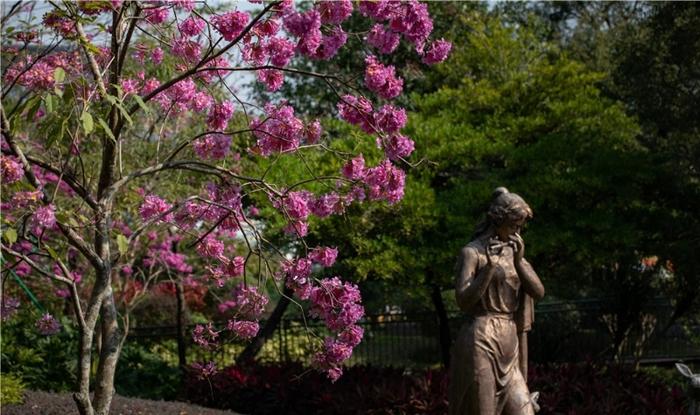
[176,280,188,372]
[93,286,123,415]
[428,270,451,368]
[237,285,293,363]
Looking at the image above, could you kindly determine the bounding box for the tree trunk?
[428,270,452,368]
[93,287,123,415]
[237,285,293,363]
[175,279,188,372]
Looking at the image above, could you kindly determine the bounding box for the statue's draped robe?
[449,239,535,415]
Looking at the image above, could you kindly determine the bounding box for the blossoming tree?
[0,1,450,414]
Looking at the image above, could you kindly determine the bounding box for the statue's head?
[487,187,533,228]
[473,187,532,240]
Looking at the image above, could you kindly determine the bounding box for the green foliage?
[0,372,25,405]
[0,312,78,392]
[114,342,181,401]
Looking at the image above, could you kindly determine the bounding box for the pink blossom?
[172,38,202,62]
[144,6,169,25]
[382,134,415,160]
[311,193,341,218]
[120,78,139,96]
[339,325,364,347]
[365,160,405,204]
[317,0,353,24]
[152,47,164,64]
[207,101,235,131]
[374,104,407,134]
[309,277,364,331]
[364,55,403,100]
[1,156,23,184]
[309,246,338,267]
[257,69,284,91]
[141,78,161,96]
[11,190,42,209]
[227,319,260,339]
[312,26,348,60]
[173,0,196,12]
[230,285,269,319]
[283,258,313,299]
[337,95,374,133]
[367,24,400,54]
[250,103,304,156]
[42,11,76,37]
[284,220,308,237]
[191,361,217,379]
[139,194,173,222]
[304,120,322,144]
[179,16,206,37]
[196,236,225,259]
[342,154,366,181]
[193,133,231,160]
[358,0,390,20]
[192,323,219,349]
[36,313,61,335]
[255,19,280,38]
[242,42,268,66]
[267,37,295,67]
[224,256,245,277]
[283,9,321,37]
[34,204,56,228]
[212,11,250,41]
[422,39,452,64]
[189,91,214,112]
[281,191,311,220]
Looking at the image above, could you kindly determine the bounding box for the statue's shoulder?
[460,240,486,257]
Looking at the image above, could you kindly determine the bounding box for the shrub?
[185,361,687,415]
[115,342,182,401]
[0,373,25,405]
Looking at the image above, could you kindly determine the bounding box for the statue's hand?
[511,233,525,263]
[486,243,503,269]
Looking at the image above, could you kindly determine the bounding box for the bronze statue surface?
[449,187,545,415]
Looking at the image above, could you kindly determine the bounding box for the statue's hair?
[472,187,533,239]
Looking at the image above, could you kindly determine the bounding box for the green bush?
[0,372,25,405]
[1,311,78,392]
[115,341,182,401]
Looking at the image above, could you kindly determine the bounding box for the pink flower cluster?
[367,24,400,54]
[250,103,304,156]
[193,133,231,160]
[282,9,347,60]
[143,235,193,274]
[227,285,269,320]
[139,194,173,223]
[1,156,23,184]
[212,11,250,41]
[34,204,57,229]
[364,55,403,100]
[380,133,415,161]
[207,256,245,288]
[422,38,452,65]
[227,319,259,339]
[207,101,235,131]
[179,16,205,37]
[192,322,219,349]
[308,277,364,381]
[365,159,406,204]
[36,313,61,335]
[191,361,217,379]
[196,235,225,259]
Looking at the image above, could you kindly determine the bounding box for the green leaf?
[80,111,94,134]
[3,228,17,245]
[46,246,59,261]
[44,95,54,113]
[53,67,65,83]
[97,117,116,142]
[133,95,150,114]
[116,234,128,256]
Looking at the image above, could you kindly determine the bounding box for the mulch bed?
[3,390,241,415]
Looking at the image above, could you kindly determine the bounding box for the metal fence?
[127,298,700,368]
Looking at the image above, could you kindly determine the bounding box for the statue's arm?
[455,246,496,311]
[515,258,545,300]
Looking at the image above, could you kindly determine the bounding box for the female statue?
[449,187,545,415]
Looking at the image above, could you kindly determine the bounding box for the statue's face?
[495,214,527,240]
